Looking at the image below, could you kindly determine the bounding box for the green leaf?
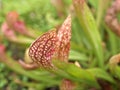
[115,66,120,79]
[53,60,100,88]
[69,50,88,61]
[87,68,115,84]
[110,65,120,80]
[73,0,104,68]
[88,0,98,9]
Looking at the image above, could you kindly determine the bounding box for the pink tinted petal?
[29,30,57,68]
[0,44,6,54]
[6,11,19,26]
[1,22,16,39]
[55,15,71,62]
[6,12,28,36]
[13,20,28,35]
[57,15,71,43]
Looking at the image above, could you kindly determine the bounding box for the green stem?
[96,0,104,28]
[73,0,104,68]
[105,24,118,54]
[96,0,111,28]
[0,54,59,84]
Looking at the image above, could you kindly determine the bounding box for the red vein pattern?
[29,30,57,68]
[55,15,71,62]
[29,15,71,69]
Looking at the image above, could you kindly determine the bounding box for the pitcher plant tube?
[19,15,71,70]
